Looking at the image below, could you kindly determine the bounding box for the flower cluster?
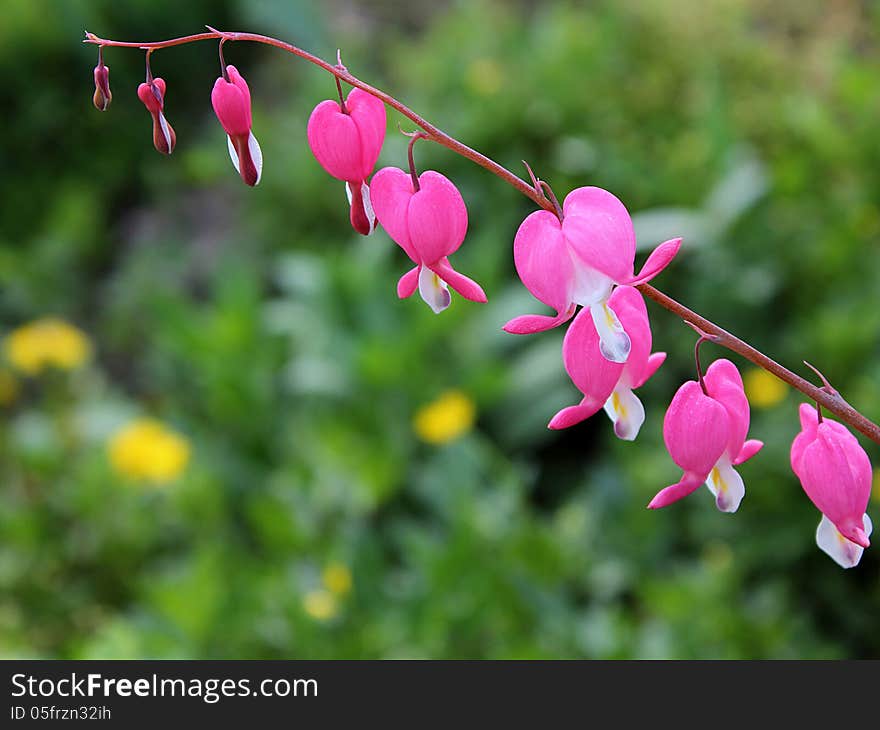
[88,35,874,568]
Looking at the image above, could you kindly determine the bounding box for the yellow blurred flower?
[108,418,191,485]
[322,562,353,596]
[0,368,19,405]
[413,389,476,445]
[303,589,338,622]
[5,318,91,375]
[465,58,503,96]
[743,368,787,409]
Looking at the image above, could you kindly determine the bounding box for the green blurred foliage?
[1,0,879,659]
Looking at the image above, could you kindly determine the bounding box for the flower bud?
[137,78,176,155]
[93,62,111,111]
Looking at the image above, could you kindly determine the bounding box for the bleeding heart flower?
[549,286,665,440]
[649,359,763,513]
[93,58,111,111]
[791,403,872,567]
[504,186,680,363]
[370,167,487,313]
[308,88,386,235]
[137,78,175,155]
[211,65,262,186]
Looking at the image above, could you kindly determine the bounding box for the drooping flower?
[307,87,386,235]
[137,77,176,155]
[549,286,665,440]
[649,359,763,513]
[93,56,112,111]
[370,167,487,312]
[504,186,680,362]
[791,403,872,567]
[211,65,262,186]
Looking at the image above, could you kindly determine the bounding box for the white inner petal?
[360,181,376,235]
[602,386,645,441]
[345,182,353,205]
[158,112,173,153]
[704,457,745,513]
[248,131,263,185]
[418,266,451,314]
[816,514,872,569]
[227,135,240,174]
[590,299,631,363]
[570,255,613,308]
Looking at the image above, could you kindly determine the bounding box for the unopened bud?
[137,79,176,155]
[93,63,112,111]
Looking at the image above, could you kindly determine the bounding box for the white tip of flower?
[248,131,262,185]
[418,265,451,314]
[816,513,872,568]
[590,301,631,363]
[227,135,240,175]
[704,459,745,513]
[602,386,645,441]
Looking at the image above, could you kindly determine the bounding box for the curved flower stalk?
[370,167,486,313]
[791,403,872,567]
[137,77,175,155]
[649,359,763,512]
[550,286,665,440]
[211,64,262,185]
[308,87,386,235]
[504,186,681,363]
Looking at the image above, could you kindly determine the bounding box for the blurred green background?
[1,0,879,659]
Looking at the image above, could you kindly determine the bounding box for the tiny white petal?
[704,457,745,513]
[345,182,353,205]
[816,514,872,569]
[590,300,631,363]
[602,386,645,441]
[360,181,376,235]
[418,265,451,314]
[158,112,173,153]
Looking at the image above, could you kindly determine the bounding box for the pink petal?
[226,66,252,113]
[307,99,368,182]
[663,381,730,475]
[636,352,666,389]
[562,187,636,283]
[548,399,603,430]
[431,259,487,303]
[346,88,386,179]
[703,359,750,461]
[211,66,252,136]
[370,167,418,261]
[503,307,576,335]
[734,439,763,465]
[407,171,468,264]
[647,471,705,510]
[624,238,682,286]
[397,266,419,298]
[561,307,625,403]
[512,210,573,313]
